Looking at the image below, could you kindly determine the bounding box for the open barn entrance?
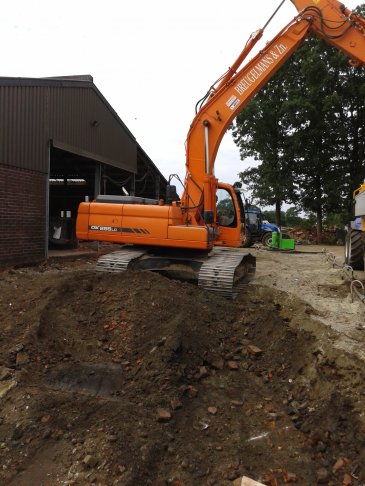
[48,147,134,249]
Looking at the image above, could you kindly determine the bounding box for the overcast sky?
[1,0,359,200]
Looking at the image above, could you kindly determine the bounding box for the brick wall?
[0,164,47,266]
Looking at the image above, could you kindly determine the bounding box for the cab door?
[215,186,241,247]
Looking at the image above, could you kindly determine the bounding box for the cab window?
[216,188,236,227]
[247,212,258,224]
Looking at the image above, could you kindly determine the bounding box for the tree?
[232,68,298,227]
[285,207,305,227]
[285,35,347,238]
[233,4,365,241]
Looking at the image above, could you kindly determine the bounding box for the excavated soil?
[0,246,364,486]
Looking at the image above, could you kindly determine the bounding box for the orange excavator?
[77,0,365,297]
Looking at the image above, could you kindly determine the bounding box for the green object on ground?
[272,231,278,247]
[271,231,295,251]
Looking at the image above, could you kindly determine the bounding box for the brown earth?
[0,245,364,486]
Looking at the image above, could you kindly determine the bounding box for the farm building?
[0,75,167,266]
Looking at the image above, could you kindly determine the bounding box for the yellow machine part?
[353,182,365,232]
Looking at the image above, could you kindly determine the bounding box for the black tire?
[243,228,253,248]
[261,232,273,248]
[344,229,364,270]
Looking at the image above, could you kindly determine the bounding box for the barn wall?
[0,85,48,173]
[0,164,47,265]
[50,87,137,172]
[0,81,137,174]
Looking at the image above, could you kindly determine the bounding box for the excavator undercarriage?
[96,246,256,299]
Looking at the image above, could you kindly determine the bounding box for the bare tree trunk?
[275,200,282,228]
[316,208,323,244]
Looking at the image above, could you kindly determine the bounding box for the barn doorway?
[48,147,134,248]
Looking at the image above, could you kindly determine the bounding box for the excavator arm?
[182,0,365,224]
[291,0,365,66]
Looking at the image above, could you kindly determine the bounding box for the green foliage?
[233,67,297,208]
[284,207,306,227]
[233,4,365,237]
[261,207,323,229]
[323,211,349,228]
[297,213,317,230]
[261,210,286,224]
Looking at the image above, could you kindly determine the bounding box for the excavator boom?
[182,0,365,220]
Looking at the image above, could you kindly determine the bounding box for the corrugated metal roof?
[0,76,138,174]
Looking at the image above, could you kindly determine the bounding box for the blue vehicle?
[244,209,280,247]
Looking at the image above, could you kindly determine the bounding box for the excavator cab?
[215,183,249,248]
[216,187,237,228]
[214,183,245,247]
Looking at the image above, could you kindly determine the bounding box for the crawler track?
[198,247,256,298]
[95,246,256,298]
[96,248,146,272]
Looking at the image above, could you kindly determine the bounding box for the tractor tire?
[261,232,273,248]
[344,229,364,270]
[243,229,253,248]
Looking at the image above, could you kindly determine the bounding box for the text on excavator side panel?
[234,43,288,96]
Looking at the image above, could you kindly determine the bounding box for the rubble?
[287,226,344,245]
[83,455,98,468]
[0,247,364,485]
[156,408,172,422]
[247,344,263,356]
[0,367,12,381]
[15,351,29,366]
[0,380,17,399]
[233,477,266,486]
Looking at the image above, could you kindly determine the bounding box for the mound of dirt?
[0,254,364,485]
